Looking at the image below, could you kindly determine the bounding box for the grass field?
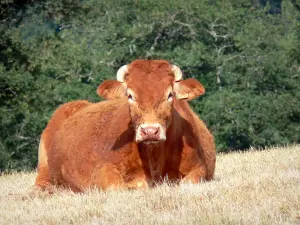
[0,145,299,225]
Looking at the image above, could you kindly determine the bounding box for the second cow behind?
[35,59,216,192]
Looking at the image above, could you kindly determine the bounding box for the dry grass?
[0,145,299,225]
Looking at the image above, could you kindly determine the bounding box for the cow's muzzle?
[136,124,166,143]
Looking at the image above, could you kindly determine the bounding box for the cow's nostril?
[140,127,147,136]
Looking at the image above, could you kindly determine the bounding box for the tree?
[0,0,299,171]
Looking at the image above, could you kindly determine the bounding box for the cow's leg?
[92,163,127,190]
[34,137,54,193]
[181,165,206,184]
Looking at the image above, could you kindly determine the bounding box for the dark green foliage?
[0,0,299,171]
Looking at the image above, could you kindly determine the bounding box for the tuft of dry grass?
[1,145,299,225]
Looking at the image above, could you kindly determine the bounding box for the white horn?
[171,65,183,81]
[117,65,128,82]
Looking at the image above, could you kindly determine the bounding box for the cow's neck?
[138,143,167,184]
[137,103,185,184]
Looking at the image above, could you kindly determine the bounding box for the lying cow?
[34,59,216,192]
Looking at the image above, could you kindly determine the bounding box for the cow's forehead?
[129,59,171,72]
[125,60,174,90]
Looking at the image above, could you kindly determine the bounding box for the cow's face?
[97,60,205,144]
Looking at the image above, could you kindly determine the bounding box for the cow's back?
[42,100,92,151]
[48,99,134,190]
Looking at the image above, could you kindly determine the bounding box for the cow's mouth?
[136,136,166,144]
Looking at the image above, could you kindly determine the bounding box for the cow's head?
[97,60,205,144]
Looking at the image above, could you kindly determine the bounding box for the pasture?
[0,145,299,225]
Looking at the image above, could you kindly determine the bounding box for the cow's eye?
[167,92,173,101]
[128,94,134,102]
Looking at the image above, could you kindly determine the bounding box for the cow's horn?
[171,65,183,81]
[117,65,128,83]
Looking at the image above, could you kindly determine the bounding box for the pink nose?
[140,126,160,141]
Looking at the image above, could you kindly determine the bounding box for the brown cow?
[34,59,216,192]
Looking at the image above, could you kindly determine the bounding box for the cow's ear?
[97,80,126,100]
[173,78,205,101]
